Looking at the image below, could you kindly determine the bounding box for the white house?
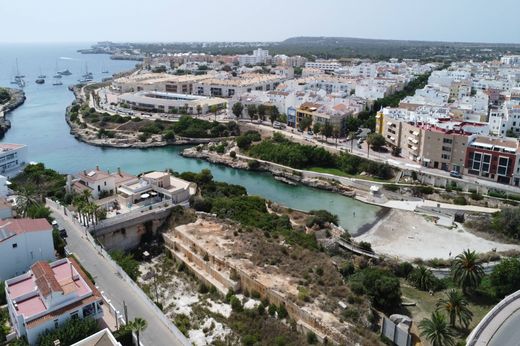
[5,258,103,345]
[0,218,55,281]
[74,166,117,199]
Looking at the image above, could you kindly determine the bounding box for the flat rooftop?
[0,143,26,152]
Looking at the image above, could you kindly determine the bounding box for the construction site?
[162,213,376,345]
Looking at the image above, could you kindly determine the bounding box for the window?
[498,156,509,176]
[54,319,59,329]
[12,243,17,248]
[70,311,79,319]
[443,138,453,144]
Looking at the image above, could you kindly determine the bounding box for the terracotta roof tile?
[31,262,63,297]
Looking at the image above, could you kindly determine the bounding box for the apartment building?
[0,218,55,281]
[5,258,103,344]
[377,107,489,172]
[112,73,213,94]
[304,59,341,72]
[465,136,520,186]
[238,49,270,66]
[118,91,227,115]
[0,143,28,177]
[193,74,284,98]
[296,102,352,134]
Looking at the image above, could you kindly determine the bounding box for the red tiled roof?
[31,262,63,297]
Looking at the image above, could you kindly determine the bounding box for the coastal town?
[2,2,520,346]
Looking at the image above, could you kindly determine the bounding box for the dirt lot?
[354,209,520,260]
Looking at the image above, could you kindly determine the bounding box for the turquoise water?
[0,43,381,234]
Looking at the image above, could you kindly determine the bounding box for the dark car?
[59,228,68,238]
[450,170,462,178]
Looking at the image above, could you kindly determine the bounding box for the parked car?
[59,228,68,238]
[450,170,462,178]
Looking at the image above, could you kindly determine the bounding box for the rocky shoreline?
[182,145,357,198]
[0,88,26,137]
[65,109,230,148]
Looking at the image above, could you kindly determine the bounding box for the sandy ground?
[354,209,520,260]
[138,257,233,345]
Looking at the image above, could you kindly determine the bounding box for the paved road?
[48,204,189,346]
[247,121,520,194]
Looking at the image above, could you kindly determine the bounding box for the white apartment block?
[238,49,270,66]
[0,144,28,177]
[305,59,342,72]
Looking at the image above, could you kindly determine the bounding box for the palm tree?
[409,266,436,291]
[130,317,148,346]
[436,289,473,328]
[15,186,39,217]
[366,134,374,158]
[349,131,356,152]
[419,311,456,346]
[452,249,484,294]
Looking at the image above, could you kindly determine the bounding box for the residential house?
[0,218,54,281]
[5,258,103,344]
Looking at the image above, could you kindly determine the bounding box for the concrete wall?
[0,231,55,281]
[163,222,348,344]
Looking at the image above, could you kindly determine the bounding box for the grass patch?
[307,167,391,182]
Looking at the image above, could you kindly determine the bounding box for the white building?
[0,144,28,177]
[238,48,270,66]
[5,258,103,345]
[72,328,121,346]
[501,55,520,65]
[118,91,227,115]
[0,218,55,281]
[74,167,116,199]
[305,59,341,72]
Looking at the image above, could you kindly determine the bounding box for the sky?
[2,0,520,44]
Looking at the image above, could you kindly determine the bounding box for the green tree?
[270,105,280,123]
[312,123,321,137]
[196,104,202,115]
[258,104,267,122]
[110,250,140,280]
[209,104,219,120]
[436,289,473,328]
[299,117,312,132]
[247,104,258,122]
[452,249,484,294]
[130,317,148,346]
[419,311,456,346]
[232,102,244,120]
[367,133,385,152]
[350,268,401,312]
[490,257,520,298]
[408,266,437,291]
[322,123,333,139]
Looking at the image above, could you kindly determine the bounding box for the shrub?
[277,305,288,319]
[394,262,414,278]
[230,295,243,312]
[453,196,467,205]
[350,268,401,312]
[307,331,318,344]
[340,261,356,278]
[358,241,373,252]
[230,150,237,158]
[384,184,400,192]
